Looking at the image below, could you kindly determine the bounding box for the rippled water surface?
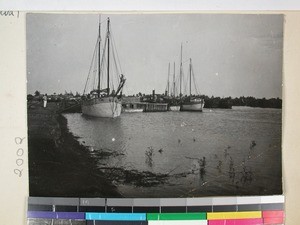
[64,106,282,197]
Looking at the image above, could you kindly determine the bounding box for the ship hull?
[169,105,181,111]
[181,102,204,112]
[82,97,122,118]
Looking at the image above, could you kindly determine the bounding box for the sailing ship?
[164,62,181,111]
[180,58,205,112]
[82,17,126,118]
[165,45,186,112]
[169,61,181,111]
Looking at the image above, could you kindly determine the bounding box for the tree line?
[28,90,282,109]
[200,95,282,109]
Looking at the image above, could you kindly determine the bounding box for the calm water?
[64,107,282,197]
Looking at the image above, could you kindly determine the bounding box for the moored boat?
[180,58,205,112]
[181,98,205,112]
[169,105,181,111]
[165,45,182,111]
[165,62,181,111]
[82,96,122,117]
[82,17,126,118]
[123,108,144,113]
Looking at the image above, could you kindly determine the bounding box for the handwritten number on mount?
[15,137,25,145]
[14,169,22,177]
[14,137,25,177]
[17,148,24,156]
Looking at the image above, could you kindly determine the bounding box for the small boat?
[169,105,181,111]
[180,58,205,112]
[123,108,144,113]
[82,17,126,118]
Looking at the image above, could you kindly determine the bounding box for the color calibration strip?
[27,196,285,225]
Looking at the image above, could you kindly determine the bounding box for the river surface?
[64,107,282,197]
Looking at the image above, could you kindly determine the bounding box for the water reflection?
[81,115,126,166]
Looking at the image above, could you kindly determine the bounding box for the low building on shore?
[122,96,168,112]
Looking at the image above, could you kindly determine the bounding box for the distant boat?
[165,62,181,111]
[123,108,144,113]
[181,97,205,111]
[167,44,204,112]
[169,105,181,111]
[165,45,183,111]
[82,17,126,118]
[181,58,205,112]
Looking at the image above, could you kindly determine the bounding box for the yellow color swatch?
[207,211,262,220]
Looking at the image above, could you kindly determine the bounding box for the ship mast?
[173,62,175,97]
[107,17,110,96]
[167,63,170,96]
[180,43,183,100]
[189,58,192,98]
[97,15,101,97]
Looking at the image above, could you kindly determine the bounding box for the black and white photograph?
[27,13,283,198]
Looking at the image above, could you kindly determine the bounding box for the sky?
[27,13,283,99]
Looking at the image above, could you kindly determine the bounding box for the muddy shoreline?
[28,102,122,197]
[28,102,169,197]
